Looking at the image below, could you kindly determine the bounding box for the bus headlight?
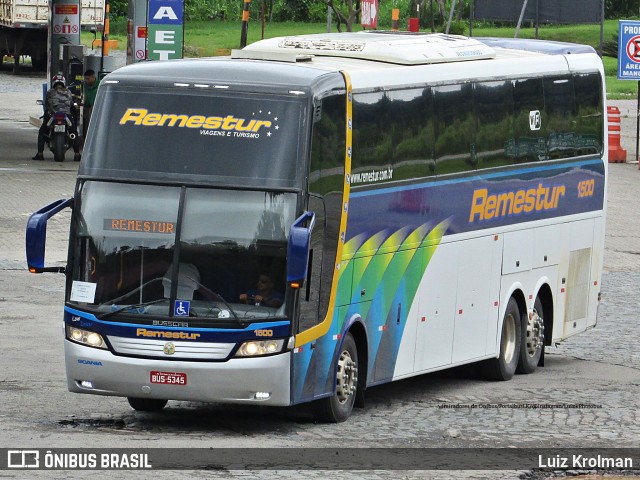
[235,339,285,357]
[66,325,107,349]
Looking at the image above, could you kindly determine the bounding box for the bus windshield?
[81,86,308,189]
[68,181,296,323]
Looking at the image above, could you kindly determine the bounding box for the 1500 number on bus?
[577,179,595,198]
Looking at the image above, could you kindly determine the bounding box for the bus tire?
[312,333,358,423]
[482,297,521,381]
[127,397,168,412]
[516,297,545,374]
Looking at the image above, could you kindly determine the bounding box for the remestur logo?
[469,183,566,223]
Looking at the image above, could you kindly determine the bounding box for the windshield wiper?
[103,277,164,305]
[189,279,245,327]
[98,299,167,320]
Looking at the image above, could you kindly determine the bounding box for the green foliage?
[184,0,241,21]
[446,20,466,35]
[602,31,618,58]
[605,0,639,17]
[108,0,127,18]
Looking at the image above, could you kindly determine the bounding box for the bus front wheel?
[312,333,358,423]
[127,397,168,412]
[516,297,545,374]
[482,297,522,381]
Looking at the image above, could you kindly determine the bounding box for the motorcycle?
[36,97,81,163]
[47,111,77,162]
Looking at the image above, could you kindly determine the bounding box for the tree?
[328,0,360,32]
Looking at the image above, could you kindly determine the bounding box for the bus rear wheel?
[516,297,545,374]
[127,397,168,412]
[482,297,522,381]
[312,333,358,423]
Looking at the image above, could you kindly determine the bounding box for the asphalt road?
[1,65,640,480]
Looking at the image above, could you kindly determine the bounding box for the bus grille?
[107,336,235,360]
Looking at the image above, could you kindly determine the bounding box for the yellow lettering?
[158,114,189,127]
[186,115,205,128]
[119,108,148,125]
[252,120,272,132]
[141,113,162,126]
[485,196,496,220]
[496,192,515,217]
[469,189,488,222]
[524,189,536,213]
[554,185,566,206]
[235,119,256,131]
[513,190,525,214]
[221,115,238,130]
[469,183,567,223]
[203,116,223,129]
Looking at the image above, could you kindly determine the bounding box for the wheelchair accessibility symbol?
[174,300,190,317]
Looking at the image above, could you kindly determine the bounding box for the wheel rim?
[502,313,517,364]
[526,310,544,357]
[336,348,357,404]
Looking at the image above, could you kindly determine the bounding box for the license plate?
[150,371,187,386]
[54,125,65,132]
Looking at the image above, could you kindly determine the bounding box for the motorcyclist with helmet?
[32,74,81,162]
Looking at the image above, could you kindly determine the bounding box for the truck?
[0,0,104,71]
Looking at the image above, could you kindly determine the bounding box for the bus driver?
[239,274,284,308]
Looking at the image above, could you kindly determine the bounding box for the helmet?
[51,74,66,88]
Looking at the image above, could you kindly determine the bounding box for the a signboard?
[361,0,378,29]
[52,3,79,35]
[618,20,640,80]
[136,26,148,61]
[147,0,183,61]
[49,0,81,76]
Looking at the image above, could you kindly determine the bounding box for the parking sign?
[618,20,640,80]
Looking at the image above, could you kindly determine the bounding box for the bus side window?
[298,195,326,332]
[433,83,475,175]
[474,80,514,170]
[573,72,603,156]
[386,87,435,179]
[544,76,576,159]
[351,91,390,179]
[512,78,546,163]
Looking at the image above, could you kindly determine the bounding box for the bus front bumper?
[64,339,292,406]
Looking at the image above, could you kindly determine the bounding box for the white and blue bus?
[26,32,606,422]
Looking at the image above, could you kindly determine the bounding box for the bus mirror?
[287,211,316,285]
[26,198,73,274]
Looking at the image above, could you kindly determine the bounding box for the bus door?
[291,91,347,404]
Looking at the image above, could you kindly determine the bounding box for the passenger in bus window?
[239,274,284,308]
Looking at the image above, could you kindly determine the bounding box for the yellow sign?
[119,108,272,133]
[469,183,566,223]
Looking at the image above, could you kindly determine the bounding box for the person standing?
[82,69,100,138]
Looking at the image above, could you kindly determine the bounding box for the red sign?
[54,4,78,14]
[626,35,640,63]
[137,26,148,39]
[361,0,378,28]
